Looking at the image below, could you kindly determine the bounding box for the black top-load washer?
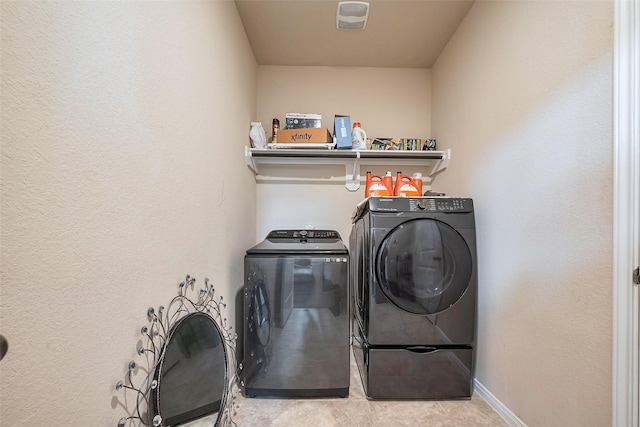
[243,230,350,398]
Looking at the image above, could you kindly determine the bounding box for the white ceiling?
[235,0,475,69]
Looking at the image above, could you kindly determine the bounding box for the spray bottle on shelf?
[272,118,279,143]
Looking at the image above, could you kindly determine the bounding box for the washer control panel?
[267,229,341,241]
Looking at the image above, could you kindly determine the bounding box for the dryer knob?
[417,199,429,210]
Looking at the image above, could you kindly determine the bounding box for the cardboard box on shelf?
[277,127,333,144]
[334,115,352,149]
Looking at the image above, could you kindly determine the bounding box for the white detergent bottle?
[351,122,367,150]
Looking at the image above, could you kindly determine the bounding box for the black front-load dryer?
[350,197,477,399]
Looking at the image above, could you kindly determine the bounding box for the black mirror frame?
[115,275,239,427]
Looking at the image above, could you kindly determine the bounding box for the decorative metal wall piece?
[114,275,239,427]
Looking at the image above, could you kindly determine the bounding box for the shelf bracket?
[244,146,258,174]
[429,148,451,176]
[345,151,361,191]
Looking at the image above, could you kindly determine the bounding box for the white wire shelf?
[244,147,451,191]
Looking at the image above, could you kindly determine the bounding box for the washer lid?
[376,218,472,315]
[247,229,348,254]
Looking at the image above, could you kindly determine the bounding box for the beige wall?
[432,1,613,426]
[0,2,256,425]
[255,66,432,241]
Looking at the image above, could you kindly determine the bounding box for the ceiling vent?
[336,1,370,31]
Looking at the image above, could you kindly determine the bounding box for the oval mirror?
[154,312,228,426]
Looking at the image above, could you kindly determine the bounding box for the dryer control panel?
[368,197,473,213]
[411,198,472,212]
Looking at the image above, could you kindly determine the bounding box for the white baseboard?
[474,379,527,427]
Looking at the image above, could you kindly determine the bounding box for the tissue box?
[334,115,352,149]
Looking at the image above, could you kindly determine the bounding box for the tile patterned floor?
[183,354,508,427]
[231,377,506,425]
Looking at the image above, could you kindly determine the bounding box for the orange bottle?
[393,171,422,197]
[365,171,393,197]
[383,171,393,193]
[412,172,423,195]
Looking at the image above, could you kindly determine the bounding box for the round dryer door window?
[376,218,472,315]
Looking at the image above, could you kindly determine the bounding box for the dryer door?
[376,218,472,315]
